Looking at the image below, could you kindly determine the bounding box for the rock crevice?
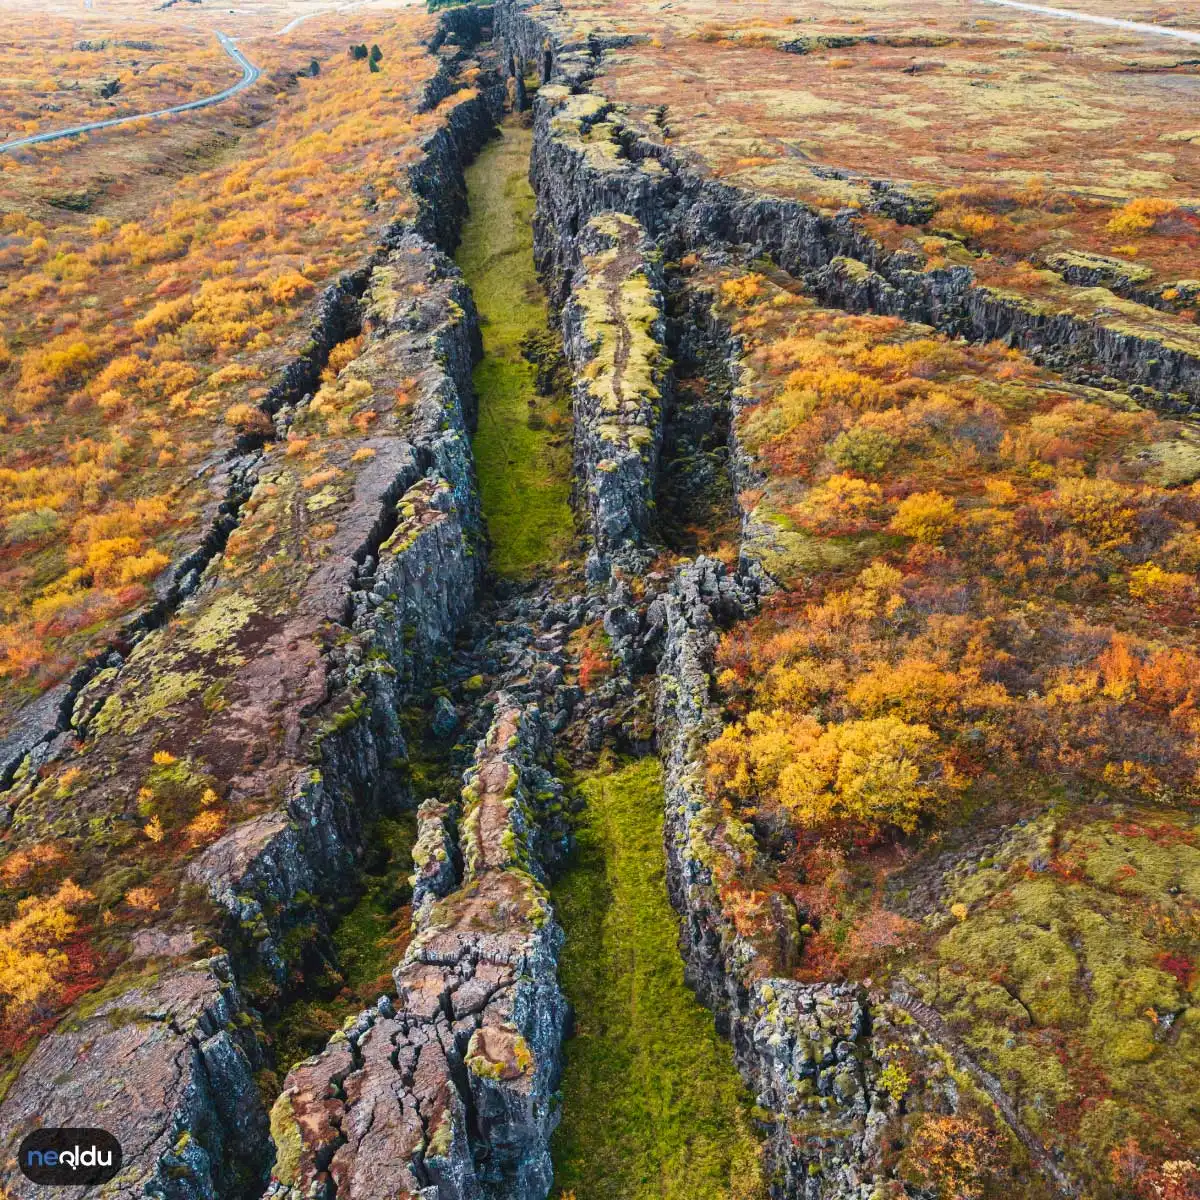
[262,698,569,1200]
[0,18,510,1198]
[506,0,1200,411]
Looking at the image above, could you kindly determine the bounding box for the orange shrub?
[1106,196,1179,237]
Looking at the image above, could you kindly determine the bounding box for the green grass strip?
[457,119,574,577]
[552,758,767,1200]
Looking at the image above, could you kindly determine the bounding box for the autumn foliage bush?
[903,1115,1004,1200]
[0,880,91,1016]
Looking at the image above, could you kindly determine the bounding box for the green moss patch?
[551,759,766,1199]
[913,810,1200,1179]
[457,120,574,577]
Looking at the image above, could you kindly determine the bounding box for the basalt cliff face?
[0,16,512,1198]
[562,212,668,577]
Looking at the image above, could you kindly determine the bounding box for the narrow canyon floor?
[459,117,575,578]
[552,759,765,1200]
[454,117,766,1200]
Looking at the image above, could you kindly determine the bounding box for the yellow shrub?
[224,402,273,436]
[185,810,225,844]
[777,716,946,835]
[721,273,768,306]
[118,549,170,586]
[796,473,883,532]
[267,269,316,306]
[889,490,957,544]
[708,711,950,837]
[1129,562,1195,606]
[1105,197,1178,237]
[1053,476,1137,552]
[0,880,92,1012]
[124,886,159,912]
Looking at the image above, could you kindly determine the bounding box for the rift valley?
[0,2,1198,1199]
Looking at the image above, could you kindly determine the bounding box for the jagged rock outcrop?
[0,277,362,794]
[420,4,498,111]
[410,71,506,251]
[561,212,669,576]
[411,798,459,919]
[654,560,903,1198]
[0,954,267,1200]
[261,699,568,1200]
[0,22,506,1196]
[0,234,486,1200]
[181,235,487,981]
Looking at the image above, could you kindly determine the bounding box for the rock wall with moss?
[261,697,569,1200]
[561,212,669,576]
[0,20,506,1198]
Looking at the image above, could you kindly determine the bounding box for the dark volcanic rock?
[0,955,266,1200]
[561,212,670,574]
[262,699,568,1200]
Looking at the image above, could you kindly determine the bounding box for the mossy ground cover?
[551,757,765,1200]
[268,811,417,1077]
[457,119,574,577]
[910,809,1200,1181]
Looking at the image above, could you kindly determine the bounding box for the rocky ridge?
[561,211,668,577]
[0,33,504,794]
[261,699,569,1200]
[0,19,512,1198]
[653,557,1022,1199]
[504,0,1200,412]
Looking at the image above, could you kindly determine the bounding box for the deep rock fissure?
[504,0,1200,415]
[0,12,518,1198]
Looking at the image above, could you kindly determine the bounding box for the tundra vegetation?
[0,4,457,1074]
[596,0,1200,325]
[0,19,237,140]
[0,10,444,714]
[703,265,1200,1196]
